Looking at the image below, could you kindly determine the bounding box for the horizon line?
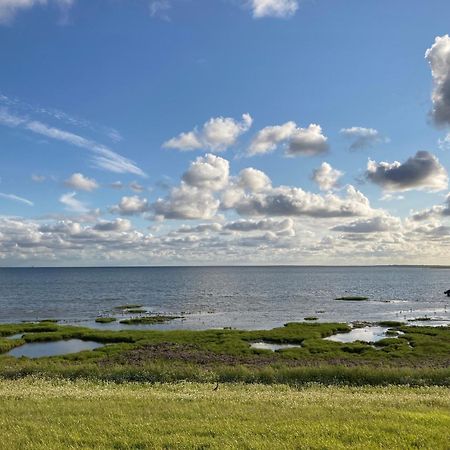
[1,264,449,269]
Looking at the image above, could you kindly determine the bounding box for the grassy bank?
[0,378,448,449]
[1,322,449,386]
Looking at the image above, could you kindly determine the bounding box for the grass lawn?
[0,378,448,449]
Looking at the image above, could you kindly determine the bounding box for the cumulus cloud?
[410,193,450,221]
[93,218,131,232]
[182,154,229,191]
[153,184,220,220]
[0,0,74,24]
[365,151,448,192]
[250,0,299,18]
[331,215,401,234]
[312,162,343,191]
[340,127,386,151]
[248,122,328,157]
[59,192,88,213]
[64,173,98,192]
[248,121,296,155]
[224,218,294,236]
[237,168,272,192]
[286,124,328,157]
[425,35,450,126]
[176,223,223,234]
[111,196,150,216]
[152,153,378,222]
[0,192,34,206]
[164,113,252,152]
[227,184,374,219]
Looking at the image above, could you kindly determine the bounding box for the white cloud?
[312,162,343,191]
[0,108,25,126]
[425,35,450,126]
[93,218,131,232]
[177,223,223,234]
[340,127,386,151]
[248,121,297,155]
[225,218,294,236]
[149,0,171,20]
[31,174,46,183]
[0,0,74,24]
[331,215,401,234]
[163,113,252,152]
[111,196,150,216]
[237,167,272,192]
[110,181,124,190]
[64,173,98,192]
[182,154,229,191]
[438,133,450,150]
[0,192,34,206]
[26,120,145,176]
[129,181,145,193]
[0,108,145,177]
[366,151,448,192]
[153,184,220,220]
[59,192,88,212]
[250,0,299,18]
[227,184,375,218]
[380,193,404,202]
[410,193,450,221]
[248,122,328,157]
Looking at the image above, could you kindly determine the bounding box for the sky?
[1,0,450,266]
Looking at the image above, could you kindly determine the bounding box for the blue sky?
[1,0,450,266]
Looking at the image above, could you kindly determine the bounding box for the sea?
[0,266,449,330]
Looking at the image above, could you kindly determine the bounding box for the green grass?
[94,317,117,324]
[0,378,448,449]
[0,322,449,386]
[335,296,369,301]
[119,315,179,325]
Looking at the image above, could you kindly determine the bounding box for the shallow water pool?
[250,341,301,351]
[7,339,104,358]
[324,326,396,343]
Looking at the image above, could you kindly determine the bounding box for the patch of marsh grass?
[0,378,448,450]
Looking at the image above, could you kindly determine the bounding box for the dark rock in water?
[445,290,450,297]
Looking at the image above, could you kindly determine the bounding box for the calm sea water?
[0,266,449,330]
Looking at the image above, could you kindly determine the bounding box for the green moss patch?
[119,315,179,325]
[95,317,117,324]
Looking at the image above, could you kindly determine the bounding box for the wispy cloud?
[59,192,88,212]
[0,192,34,206]
[149,0,171,21]
[0,0,75,25]
[250,0,299,19]
[0,107,145,176]
[0,93,122,143]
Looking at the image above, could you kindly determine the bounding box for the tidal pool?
[324,326,396,343]
[7,339,104,358]
[5,334,24,340]
[250,341,301,351]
